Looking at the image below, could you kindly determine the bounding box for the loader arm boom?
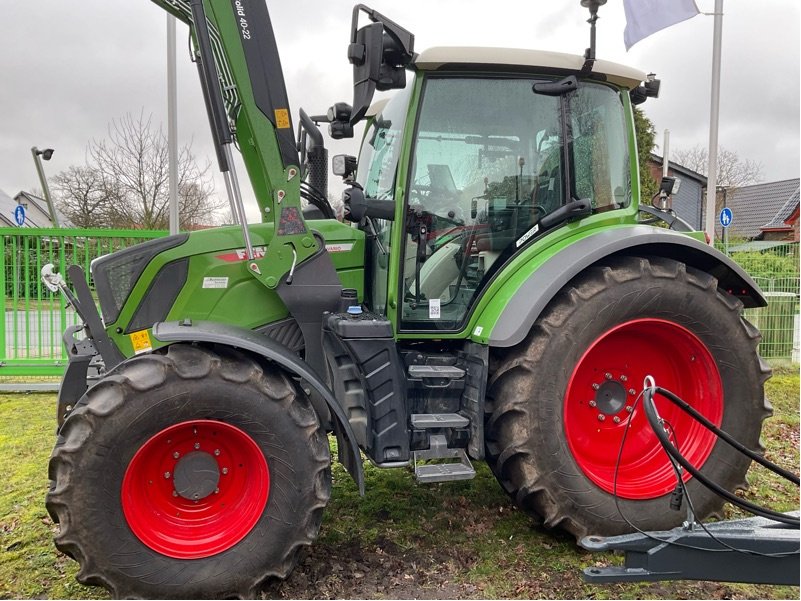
[149,0,317,283]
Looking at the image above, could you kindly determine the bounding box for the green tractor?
[44,0,771,597]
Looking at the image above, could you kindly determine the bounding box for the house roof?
[649,154,707,185]
[0,187,28,227]
[14,191,72,227]
[760,186,800,231]
[724,178,800,239]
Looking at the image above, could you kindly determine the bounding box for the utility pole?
[167,13,179,235]
[703,0,724,244]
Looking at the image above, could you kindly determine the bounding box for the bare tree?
[52,165,121,228]
[54,112,224,230]
[672,145,763,188]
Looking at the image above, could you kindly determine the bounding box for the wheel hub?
[173,451,220,501]
[594,379,628,416]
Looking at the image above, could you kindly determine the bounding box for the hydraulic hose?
[642,386,799,527]
[655,386,799,485]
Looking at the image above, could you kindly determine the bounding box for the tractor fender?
[487,225,766,348]
[152,319,365,494]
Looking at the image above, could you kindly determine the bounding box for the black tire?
[485,256,771,540]
[46,344,331,599]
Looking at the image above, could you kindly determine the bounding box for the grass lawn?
[0,368,797,599]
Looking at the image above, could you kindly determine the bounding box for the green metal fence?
[1,228,797,383]
[721,241,800,362]
[0,227,167,379]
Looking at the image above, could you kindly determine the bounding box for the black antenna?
[580,0,607,74]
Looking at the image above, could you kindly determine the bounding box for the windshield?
[400,76,630,331]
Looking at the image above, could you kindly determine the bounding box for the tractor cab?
[350,47,646,333]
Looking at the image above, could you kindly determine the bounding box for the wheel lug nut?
[173,452,180,459]
[214,488,219,494]
[222,467,229,475]
[597,414,605,421]
[192,493,199,499]
[626,405,633,413]
[613,416,621,423]
[619,375,627,382]
[164,471,171,479]
[172,491,178,497]
[628,388,636,396]
[589,400,597,408]
[592,383,600,390]
[214,449,220,456]
[194,442,201,450]
[605,373,613,380]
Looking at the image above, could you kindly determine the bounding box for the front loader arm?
[149,0,317,286]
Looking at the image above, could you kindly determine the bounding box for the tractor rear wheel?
[46,344,331,599]
[485,256,771,540]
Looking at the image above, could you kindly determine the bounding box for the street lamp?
[31,146,60,228]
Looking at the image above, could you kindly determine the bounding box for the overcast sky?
[1,0,798,222]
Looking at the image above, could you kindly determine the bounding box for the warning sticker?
[203,277,229,289]
[274,108,290,129]
[129,330,152,355]
[429,298,441,319]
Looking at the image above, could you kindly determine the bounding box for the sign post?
[13,205,26,227]
[719,207,733,254]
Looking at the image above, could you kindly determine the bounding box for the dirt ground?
[264,536,472,599]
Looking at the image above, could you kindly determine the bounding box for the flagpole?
[704,0,723,244]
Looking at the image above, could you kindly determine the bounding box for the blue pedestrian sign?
[13,205,26,227]
[719,207,733,228]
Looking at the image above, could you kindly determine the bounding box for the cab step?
[412,433,476,483]
[407,364,465,379]
[410,413,469,428]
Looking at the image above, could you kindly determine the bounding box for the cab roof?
[413,46,647,89]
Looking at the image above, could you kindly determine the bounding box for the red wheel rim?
[122,420,269,559]
[564,319,723,499]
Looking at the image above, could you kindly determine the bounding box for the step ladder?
[410,413,476,483]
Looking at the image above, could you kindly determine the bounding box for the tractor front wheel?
[486,256,771,540]
[46,344,331,599]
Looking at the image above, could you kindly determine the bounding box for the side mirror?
[349,22,384,125]
[348,5,414,126]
